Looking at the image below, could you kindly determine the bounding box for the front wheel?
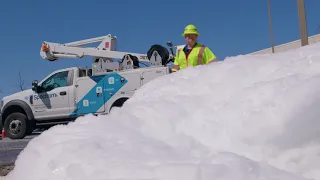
[4,112,28,139]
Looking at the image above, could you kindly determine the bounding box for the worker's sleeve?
[173,50,180,66]
[171,50,180,72]
[203,48,217,64]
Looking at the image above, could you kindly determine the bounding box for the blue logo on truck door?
[70,73,128,116]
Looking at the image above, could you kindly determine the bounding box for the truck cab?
[30,67,78,120]
[0,67,80,139]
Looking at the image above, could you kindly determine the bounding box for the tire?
[3,112,28,139]
[147,44,169,65]
[122,54,140,68]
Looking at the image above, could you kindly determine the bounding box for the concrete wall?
[249,34,320,55]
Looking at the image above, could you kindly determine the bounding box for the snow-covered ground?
[3,43,320,180]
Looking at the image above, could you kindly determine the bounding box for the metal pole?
[297,0,309,46]
[267,0,275,53]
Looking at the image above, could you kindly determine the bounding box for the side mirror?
[32,80,39,92]
[166,41,175,63]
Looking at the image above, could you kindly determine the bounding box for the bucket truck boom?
[40,34,170,76]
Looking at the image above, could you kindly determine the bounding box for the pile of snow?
[3,43,320,180]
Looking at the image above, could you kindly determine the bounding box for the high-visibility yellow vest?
[173,43,216,70]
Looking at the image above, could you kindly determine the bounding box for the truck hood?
[2,89,34,102]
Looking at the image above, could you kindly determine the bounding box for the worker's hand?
[169,54,174,60]
[171,69,178,73]
[171,65,179,73]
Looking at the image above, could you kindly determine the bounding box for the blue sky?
[0,0,319,98]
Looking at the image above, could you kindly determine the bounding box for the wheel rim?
[9,119,22,135]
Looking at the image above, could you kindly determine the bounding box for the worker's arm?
[203,48,218,64]
[171,50,180,72]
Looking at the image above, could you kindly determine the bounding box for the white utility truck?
[0,34,175,139]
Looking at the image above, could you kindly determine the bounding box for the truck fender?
[1,100,34,124]
[109,97,129,112]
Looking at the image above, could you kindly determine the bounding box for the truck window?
[41,70,69,91]
[79,68,92,77]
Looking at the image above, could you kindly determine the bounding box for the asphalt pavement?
[0,133,41,165]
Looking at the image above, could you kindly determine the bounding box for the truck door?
[73,75,106,115]
[32,70,74,119]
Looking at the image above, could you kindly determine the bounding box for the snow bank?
[3,43,320,180]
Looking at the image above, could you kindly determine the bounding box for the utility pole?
[297,0,309,46]
[267,0,275,53]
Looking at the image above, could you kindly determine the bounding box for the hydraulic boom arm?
[40,34,149,62]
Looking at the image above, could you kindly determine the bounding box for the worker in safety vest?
[171,24,218,72]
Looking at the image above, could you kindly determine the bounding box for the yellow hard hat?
[182,24,199,37]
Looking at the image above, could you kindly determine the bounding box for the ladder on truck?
[40,34,173,76]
